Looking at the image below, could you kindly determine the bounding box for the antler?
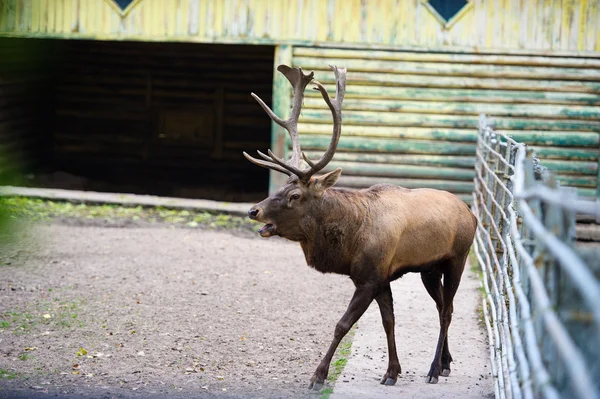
[244,64,346,182]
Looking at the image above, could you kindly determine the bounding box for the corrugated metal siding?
[0,37,53,182]
[290,46,600,202]
[50,40,273,200]
[1,0,599,52]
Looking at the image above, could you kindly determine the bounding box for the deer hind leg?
[421,254,466,384]
[309,284,377,391]
[420,268,450,383]
[375,283,401,386]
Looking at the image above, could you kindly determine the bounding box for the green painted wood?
[302,98,600,120]
[268,45,292,193]
[296,135,477,155]
[298,123,479,142]
[290,46,600,199]
[293,47,600,69]
[554,174,597,188]
[299,123,599,147]
[337,175,475,193]
[313,71,600,94]
[293,56,600,81]
[532,146,599,161]
[543,160,598,175]
[300,110,600,132]
[575,187,597,197]
[320,161,475,181]
[303,85,600,105]
[302,151,476,168]
[507,132,599,147]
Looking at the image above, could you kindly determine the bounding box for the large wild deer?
[243,65,476,390]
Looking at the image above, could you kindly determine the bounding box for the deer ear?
[312,168,342,192]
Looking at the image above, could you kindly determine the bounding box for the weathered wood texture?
[290,47,600,200]
[0,0,599,52]
[50,40,274,200]
[0,37,54,182]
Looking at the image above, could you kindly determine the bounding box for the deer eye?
[290,193,300,201]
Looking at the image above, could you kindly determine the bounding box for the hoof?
[425,375,438,384]
[441,368,451,377]
[308,380,324,391]
[380,377,396,386]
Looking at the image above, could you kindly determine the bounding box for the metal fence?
[472,115,600,399]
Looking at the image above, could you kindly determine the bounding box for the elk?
[243,64,477,390]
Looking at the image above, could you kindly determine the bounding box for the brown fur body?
[249,171,476,390]
[245,64,477,392]
[298,184,476,284]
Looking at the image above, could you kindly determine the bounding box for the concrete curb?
[0,186,254,217]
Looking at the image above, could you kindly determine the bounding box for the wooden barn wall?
[51,40,273,200]
[286,46,600,202]
[0,37,54,183]
[0,0,599,53]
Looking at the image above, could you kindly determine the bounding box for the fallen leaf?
[43,314,52,319]
[24,347,38,351]
[76,348,88,356]
[72,364,80,370]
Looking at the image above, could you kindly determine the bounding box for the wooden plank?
[268,44,291,193]
[555,174,597,187]
[300,122,599,148]
[302,151,475,168]
[299,110,600,132]
[320,161,475,181]
[336,175,475,193]
[311,71,600,94]
[303,85,600,105]
[543,159,598,175]
[297,135,477,155]
[532,146,599,161]
[299,123,478,142]
[293,47,600,68]
[301,98,600,120]
[293,56,600,81]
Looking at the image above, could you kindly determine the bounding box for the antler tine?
[247,65,314,176]
[300,65,347,181]
[276,65,314,168]
[302,152,316,167]
[266,149,306,178]
[243,152,293,176]
[245,65,345,180]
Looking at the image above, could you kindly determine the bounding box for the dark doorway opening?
[0,38,274,202]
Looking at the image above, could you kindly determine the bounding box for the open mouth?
[258,223,277,237]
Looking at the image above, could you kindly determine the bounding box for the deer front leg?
[309,284,377,391]
[375,284,401,385]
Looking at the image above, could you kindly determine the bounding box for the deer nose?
[248,208,259,219]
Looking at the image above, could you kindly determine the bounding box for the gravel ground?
[0,220,491,398]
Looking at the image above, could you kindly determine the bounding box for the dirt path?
[331,269,493,399]
[0,222,491,398]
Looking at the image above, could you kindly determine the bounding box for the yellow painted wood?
[1,0,599,52]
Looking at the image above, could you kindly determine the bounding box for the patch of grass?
[2,299,85,334]
[0,368,17,379]
[0,310,37,334]
[18,353,30,361]
[321,325,356,399]
[469,247,487,328]
[1,197,261,233]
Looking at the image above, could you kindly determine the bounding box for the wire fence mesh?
[473,115,600,399]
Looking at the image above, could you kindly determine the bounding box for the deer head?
[243,64,346,240]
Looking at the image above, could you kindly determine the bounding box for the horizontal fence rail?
[473,115,600,399]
